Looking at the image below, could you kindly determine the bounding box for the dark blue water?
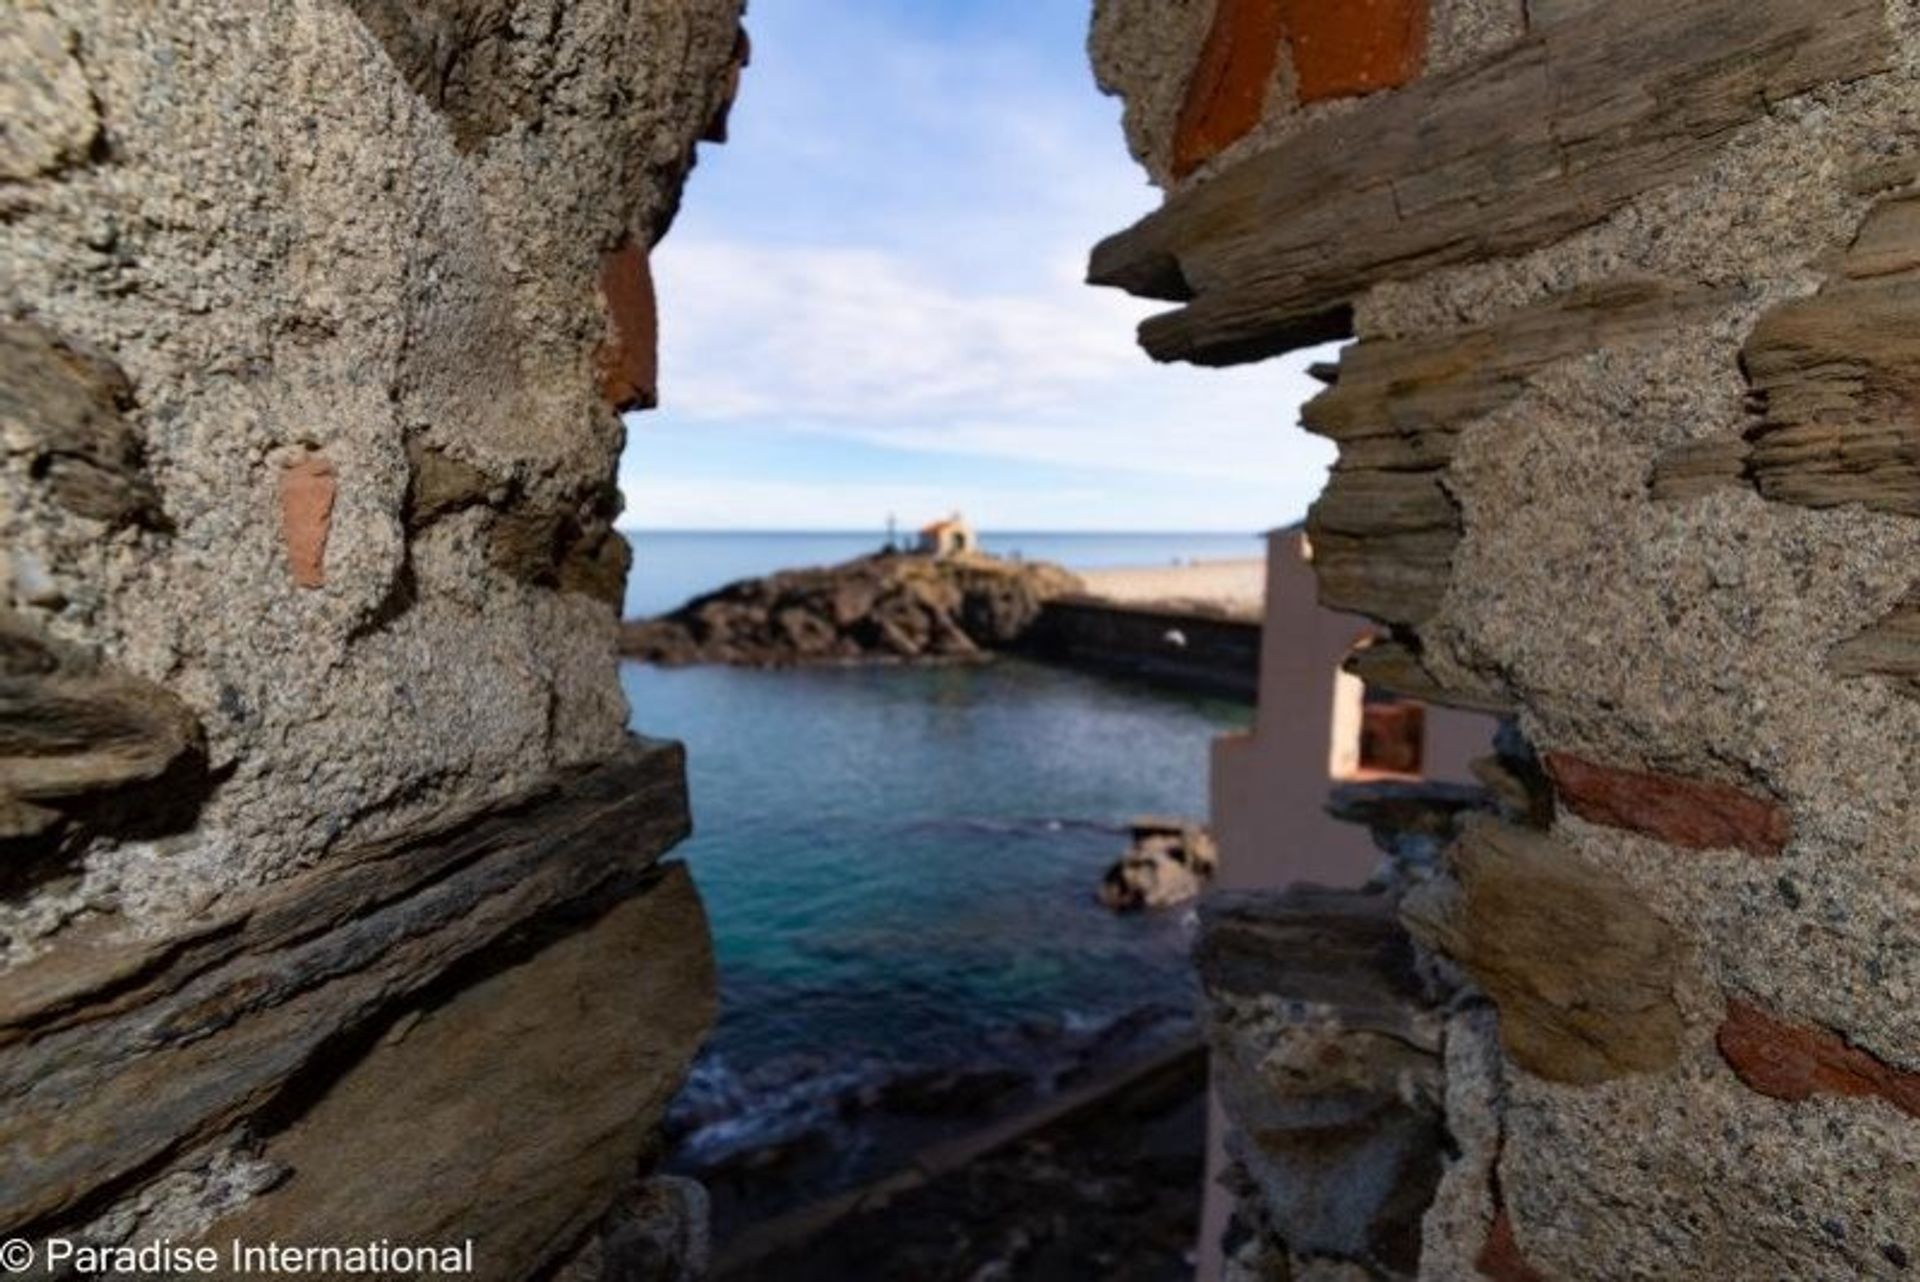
[622,529,1264,617]
[625,653,1249,1199]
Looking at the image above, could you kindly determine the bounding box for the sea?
[620,532,1258,1224]
[621,529,1263,617]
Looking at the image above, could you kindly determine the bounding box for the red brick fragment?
[279,453,336,589]
[1285,0,1429,104]
[595,238,659,414]
[1171,0,1287,179]
[1717,999,1920,1119]
[1544,753,1791,858]
[1170,0,1429,178]
[1477,1209,1547,1282]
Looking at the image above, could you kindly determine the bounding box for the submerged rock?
[621,550,1081,666]
[1099,817,1219,911]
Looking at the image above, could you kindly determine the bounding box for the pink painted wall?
[1195,527,1494,1280]
[1212,529,1489,892]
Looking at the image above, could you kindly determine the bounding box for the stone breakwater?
[620,552,1083,666]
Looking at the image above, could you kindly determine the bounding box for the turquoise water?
[621,529,1264,617]
[623,532,1254,1207]
[626,659,1248,1195]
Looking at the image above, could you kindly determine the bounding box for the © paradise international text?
[14,1237,476,1275]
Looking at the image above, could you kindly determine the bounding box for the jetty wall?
[1023,598,1262,701]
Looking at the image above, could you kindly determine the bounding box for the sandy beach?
[1072,558,1266,620]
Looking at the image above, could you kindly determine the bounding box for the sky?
[618,0,1341,533]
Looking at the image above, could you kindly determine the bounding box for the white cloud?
[655,239,1127,421]
[620,472,1309,534]
[623,0,1343,531]
[651,233,1341,489]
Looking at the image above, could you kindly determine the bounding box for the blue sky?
[619,0,1339,532]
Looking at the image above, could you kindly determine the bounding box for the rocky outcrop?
[1098,817,1219,912]
[3,0,741,1271]
[621,552,1082,666]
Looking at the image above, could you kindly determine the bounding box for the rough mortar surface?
[1093,0,1920,1276]
[1,0,742,959]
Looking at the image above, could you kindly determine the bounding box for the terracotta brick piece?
[1284,0,1428,105]
[595,238,659,413]
[1477,1209,1547,1282]
[1717,999,1920,1119]
[1171,0,1287,179]
[1170,0,1428,178]
[279,453,336,590]
[1544,752,1791,857]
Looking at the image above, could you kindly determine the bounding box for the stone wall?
[2,0,744,1273]
[1092,1,1920,1278]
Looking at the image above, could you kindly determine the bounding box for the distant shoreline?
[1072,558,1265,621]
[618,527,1278,537]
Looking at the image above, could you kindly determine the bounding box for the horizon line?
[614,526,1277,537]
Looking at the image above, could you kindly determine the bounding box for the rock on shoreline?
[621,551,1082,666]
[1099,818,1219,911]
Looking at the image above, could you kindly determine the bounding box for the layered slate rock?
[1089,0,1891,362]
[1302,281,1732,628]
[1741,192,1920,519]
[1830,591,1920,696]
[1649,189,1920,697]
[0,740,699,1255]
[203,864,714,1282]
[1651,190,1920,519]
[1400,819,1683,1085]
[1093,0,1920,1275]
[0,609,207,850]
[0,322,165,531]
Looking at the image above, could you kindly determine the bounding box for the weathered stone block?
[1741,197,1920,520]
[0,740,691,1236]
[0,610,207,849]
[1091,0,1891,362]
[0,322,164,530]
[1400,819,1684,1084]
[1200,888,1446,1276]
[1830,591,1920,694]
[1304,281,1735,628]
[202,864,715,1282]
